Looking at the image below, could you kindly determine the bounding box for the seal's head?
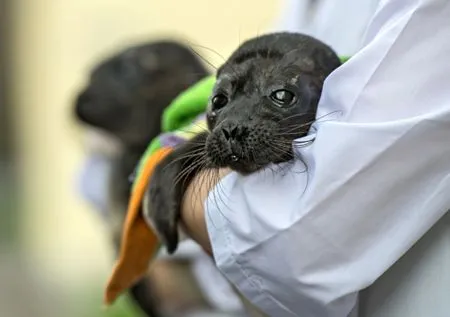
[205,32,341,174]
[75,40,208,149]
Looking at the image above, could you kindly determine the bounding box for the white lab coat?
[205,0,450,316]
[273,0,380,57]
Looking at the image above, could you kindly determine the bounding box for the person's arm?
[181,168,231,256]
[182,0,450,316]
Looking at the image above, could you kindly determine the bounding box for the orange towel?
[104,147,173,305]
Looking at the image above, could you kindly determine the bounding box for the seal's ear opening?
[104,148,172,306]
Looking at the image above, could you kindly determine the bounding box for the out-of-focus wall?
[9,0,280,292]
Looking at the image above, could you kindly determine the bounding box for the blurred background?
[0,0,281,316]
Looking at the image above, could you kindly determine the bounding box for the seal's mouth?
[205,135,269,174]
[205,122,298,174]
[213,154,259,175]
[205,138,244,166]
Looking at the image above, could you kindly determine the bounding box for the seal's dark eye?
[270,89,296,107]
[211,93,228,109]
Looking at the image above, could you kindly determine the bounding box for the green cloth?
[340,55,351,63]
[162,75,216,132]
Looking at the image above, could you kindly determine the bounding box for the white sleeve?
[272,0,380,57]
[204,0,450,316]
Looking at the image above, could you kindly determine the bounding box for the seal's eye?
[270,89,296,107]
[211,93,228,109]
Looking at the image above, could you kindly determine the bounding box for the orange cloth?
[104,147,173,305]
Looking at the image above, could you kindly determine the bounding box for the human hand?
[180,168,231,256]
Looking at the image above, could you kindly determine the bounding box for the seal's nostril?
[222,124,248,141]
[222,125,239,140]
[222,128,231,140]
[230,126,238,138]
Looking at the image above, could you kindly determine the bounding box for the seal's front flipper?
[144,132,209,254]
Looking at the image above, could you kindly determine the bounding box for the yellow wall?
[10,0,281,289]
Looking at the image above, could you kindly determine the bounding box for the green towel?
[162,75,216,132]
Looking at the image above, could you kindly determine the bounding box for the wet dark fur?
[145,32,341,254]
[75,41,208,150]
[74,40,209,317]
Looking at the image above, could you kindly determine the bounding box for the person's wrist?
[180,168,231,256]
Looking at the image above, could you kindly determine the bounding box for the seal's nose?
[75,90,93,123]
[221,126,238,140]
[221,124,248,141]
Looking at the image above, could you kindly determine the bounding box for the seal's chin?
[205,144,266,175]
[206,154,260,175]
[226,159,261,175]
